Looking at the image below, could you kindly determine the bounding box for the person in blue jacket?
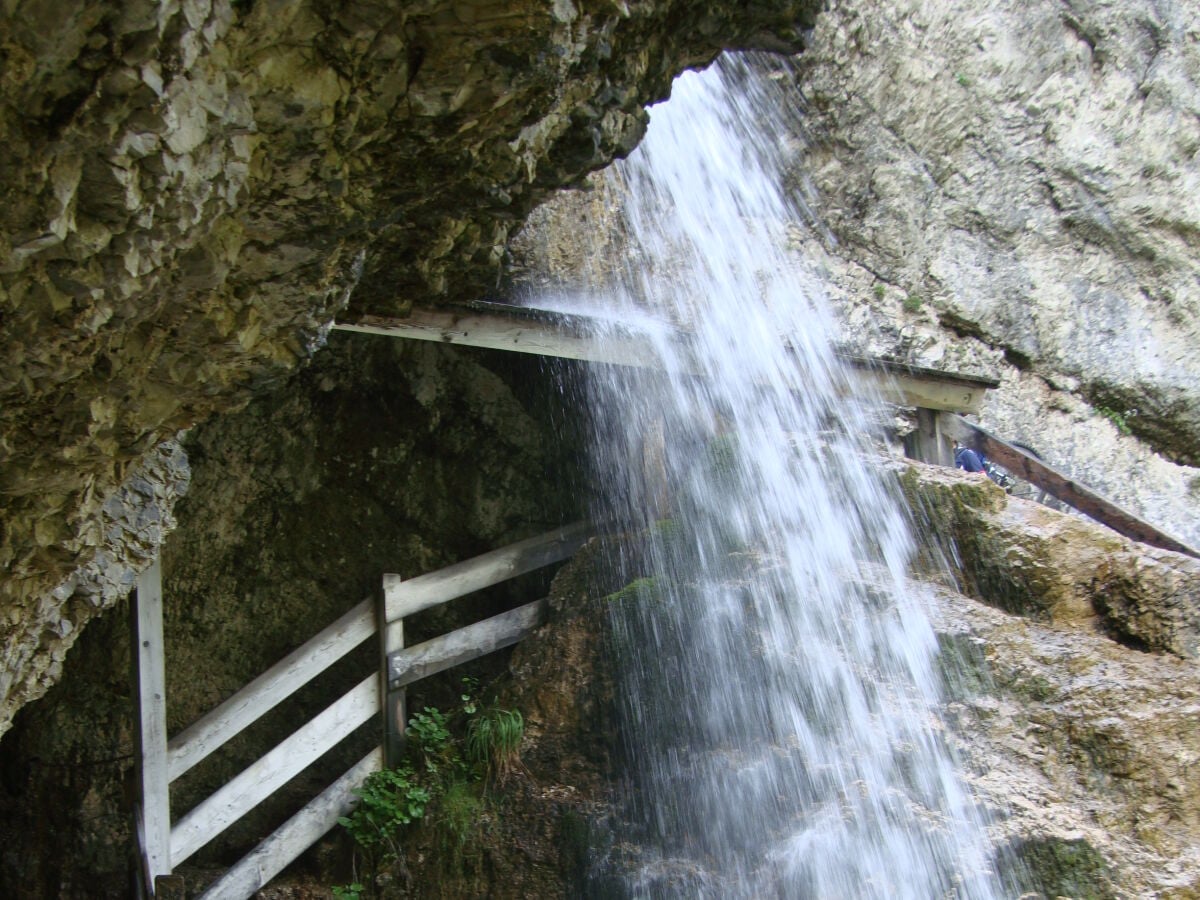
[953,439,986,473]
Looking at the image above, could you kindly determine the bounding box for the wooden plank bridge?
[132,299,1199,897]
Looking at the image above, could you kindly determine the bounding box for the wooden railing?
[132,523,591,899]
[920,413,1200,560]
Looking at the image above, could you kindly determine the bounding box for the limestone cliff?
[789,0,1200,541]
[0,0,820,735]
[512,0,1200,548]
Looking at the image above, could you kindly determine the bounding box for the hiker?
[953,439,986,474]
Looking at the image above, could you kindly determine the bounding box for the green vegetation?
[1097,406,1132,435]
[903,292,924,313]
[1010,837,1115,900]
[604,576,662,606]
[872,284,886,300]
[334,679,524,897]
[467,707,526,786]
[339,765,431,855]
[954,72,971,87]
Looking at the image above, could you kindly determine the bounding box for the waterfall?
[535,54,1000,899]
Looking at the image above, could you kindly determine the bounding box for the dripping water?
[535,54,1000,899]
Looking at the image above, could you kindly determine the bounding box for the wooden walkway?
[334,301,999,415]
[132,524,591,899]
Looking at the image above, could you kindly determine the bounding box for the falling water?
[536,55,1000,898]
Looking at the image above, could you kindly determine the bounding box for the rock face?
[0,0,820,736]
[899,464,1200,898]
[787,0,1200,541]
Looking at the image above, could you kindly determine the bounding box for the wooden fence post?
[906,407,950,466]
[379,576,407,769]
[131,557,171,894]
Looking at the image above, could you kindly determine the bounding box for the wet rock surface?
[900,461,1200,659]
[401,475,1200,898]
[908,463,1200,897]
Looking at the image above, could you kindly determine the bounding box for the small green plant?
[408,706,451,756]
[954,72,971,87]
[872,284,886,300]
[1097,406,1132,435]
[467,707,525,786]
[336,692,528,896]
[436,778,485,855]
[336,764,431,894]
[460,675,479,715]
[339,766,431,848]
[604,576,662,606]
[902,292,923,313]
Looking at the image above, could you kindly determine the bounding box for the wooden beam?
[388,599,546,689]
[169,673,379,869]
[333,302,997,414]
[383,522,590,624]
[335,305,664,368]
[132,558,171,891]
[848,364,991,417]
[196,747,384,900]
[378,584,406,769]
[905,407,950,467]
[944,414,1200,560]
[167,599,376,783]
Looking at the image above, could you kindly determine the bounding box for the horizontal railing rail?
[166,599,376,782]
[942,414,1200,559]
[388,599,547,689]
[169,674,379,868]
[383,521,591,622]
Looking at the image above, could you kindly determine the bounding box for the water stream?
[536,54,1000,899]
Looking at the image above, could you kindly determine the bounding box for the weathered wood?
[378,584,406,769]
[335,303,997,414]
[167,599,376,783]
[132,558,172,889]
[389,599,546,688]
[154,875,186,900]
[169,673,379,868]
[854,365,990,417]
[383,522,590,623]
[131,803,153,900]
[905,407,949,467]
[197,747,384,900]
[335,305,665,368]
[945,414,1200,560]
